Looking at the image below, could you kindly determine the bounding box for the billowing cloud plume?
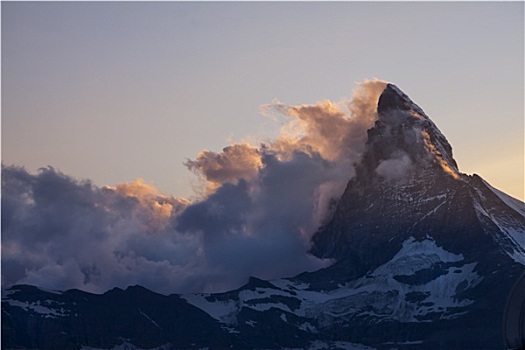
[264,79,386,164]
[2,79,387,294]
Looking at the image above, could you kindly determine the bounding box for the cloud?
[375,153,413,181]
[110,178,189,230]
[177,149,342,290]
[185,144,262,193]
[1,165,200,294]
[2,79,388,294]
[261,79,386,164]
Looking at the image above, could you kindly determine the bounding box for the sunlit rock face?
[2,84,524,350]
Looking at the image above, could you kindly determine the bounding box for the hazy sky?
[2,1,524,200]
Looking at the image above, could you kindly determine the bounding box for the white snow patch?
[332,341,376,350]
[82,342,174,350]
[412,262,481,318]
[299,340,376,350]
[271,279,310,291]
[473,193,525,264]
[298,322,317,333]
[384,340,423,345]
[416,193,447,204]
[4,299,69,318]
[239,287,291,301]
[36,286,63,295]
[412,200,446,227]
[491,221,525,265]
[183,287,297,325]
[246,301,292,313]
[138,308,161,328]
[222,326,239,334]
[1,288,21,298]
[181,294,238,324]
[372,237,463,277]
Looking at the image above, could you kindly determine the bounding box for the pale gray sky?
[2,1,523,200]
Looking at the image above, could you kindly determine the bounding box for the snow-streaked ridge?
[483,179,525,218]
[473,180,525,264]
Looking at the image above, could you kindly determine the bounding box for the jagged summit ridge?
[378,83,429,119]
[367,83,459,182]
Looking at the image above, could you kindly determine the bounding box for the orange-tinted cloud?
[185,144,262,192]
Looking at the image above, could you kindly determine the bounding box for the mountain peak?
[368,83,459,180]
[377,83,429,119]
[310,82,525,282]
[310,83,468,263]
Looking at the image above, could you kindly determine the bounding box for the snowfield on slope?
[183,237,482,327]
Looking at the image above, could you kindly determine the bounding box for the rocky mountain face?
[311,84,524,275]
[2,84,524,350]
